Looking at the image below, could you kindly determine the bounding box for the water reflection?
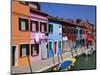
[85,56,89,64]
[45,52,96,72]
[69,52,96,71]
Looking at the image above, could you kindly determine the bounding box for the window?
[80,29,84,34]
[30,20,39,31]
[40,22,47,32]
[20,44,29,57]
[59,26,62,34]
[59,41,62,48]
[19,18,28,31]
[31,44,39,56]
[48,42,52,50]
[48,24,53,33]
[81,39,85,46]
[82,30,85,34]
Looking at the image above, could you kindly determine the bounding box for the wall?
[12,0,31,66]
[48,22,62,58]
[30,12,48,62]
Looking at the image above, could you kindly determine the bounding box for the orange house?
[12,0,31,67]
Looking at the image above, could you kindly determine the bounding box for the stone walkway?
[12,49,84,74]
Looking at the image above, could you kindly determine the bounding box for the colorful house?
[62,19,77,52]
[80,28,87,48]
[86,23,95,48]
[12,1,30,66]
[12,0,48,67]
[48,17,62,58]
[76,27,81,48]
[30,8,48,62]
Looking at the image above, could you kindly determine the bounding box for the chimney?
[67,19,73,23]
[76,19,82,23]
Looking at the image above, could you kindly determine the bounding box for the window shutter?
[49,24,53,33]
[31,44,33,56]
[36,22,38,31]
[44,23,47,32]
[26,44,29,56]
[26,19,29,31]
[20,45,22,57]
[30,20,32,31]
[19,18,21,31]
[48,24,50,32]
[36,44,39,54]
[49,42,52,50]
[51,25,53,32]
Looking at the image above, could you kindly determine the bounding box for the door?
[12,46,18,66]
[54,42,57,54]
[41,41,47,59]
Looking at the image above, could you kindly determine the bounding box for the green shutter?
[49,24,53,33]
[51,25,53,32]
[59,41,62,48]
[49,24,51,32]
[49,42,52,50]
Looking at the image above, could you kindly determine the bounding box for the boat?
[84,47,95,56]
[53,58,76,71]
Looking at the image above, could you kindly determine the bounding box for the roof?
[30,7,48,16]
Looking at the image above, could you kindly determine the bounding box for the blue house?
[48,19,62,58]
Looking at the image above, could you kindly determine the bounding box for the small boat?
[84,47,95,56]
[53,58,76,71]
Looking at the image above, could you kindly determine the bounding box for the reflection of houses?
[48,16,62,58]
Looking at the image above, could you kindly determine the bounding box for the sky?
[40,3,96,25]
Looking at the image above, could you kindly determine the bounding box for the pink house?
[30,8,48,63]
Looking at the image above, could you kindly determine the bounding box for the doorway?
[12,46,18,66]
[54,42,57,54]
[41,40,47,60]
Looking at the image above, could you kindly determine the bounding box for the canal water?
[69,52,96,71]
[45,52,96,72]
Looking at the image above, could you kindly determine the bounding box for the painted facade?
[12,0,48,67]
[12,1,30,66]
[30,9,48,62]
[76,27,81,48]
[62,21,78,52]
[48,21,62,58]
[80,28,87,48]
[87,26,94,48]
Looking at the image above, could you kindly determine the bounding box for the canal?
[69,52,96,71]
[44,52,96,72]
